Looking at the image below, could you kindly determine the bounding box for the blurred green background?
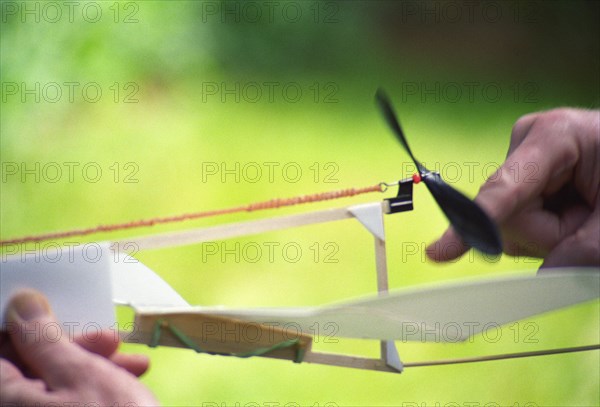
[1,1,599,406]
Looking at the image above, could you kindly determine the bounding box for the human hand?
[0,289,159,406]
[427,108,599,268]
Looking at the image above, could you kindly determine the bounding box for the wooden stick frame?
[117,202,404,373]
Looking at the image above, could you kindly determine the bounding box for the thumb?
[426,227,469,262]
[6,289,91,389]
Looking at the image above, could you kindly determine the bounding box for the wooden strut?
[401,344,600,367]
[303,345,600,371]
[114,206,355,251]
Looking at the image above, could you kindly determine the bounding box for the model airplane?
[1,90,598,373]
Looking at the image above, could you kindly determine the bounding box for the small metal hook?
[378,181,399,193]
[379,176,418,193]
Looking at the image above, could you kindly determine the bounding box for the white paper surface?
[0,243,116,333]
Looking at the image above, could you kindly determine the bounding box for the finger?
[541,207,600,268]
[478,131,578,225]
[507,112,539,157]
[503,240,545,258]
[486,192,590,258]
[74,330,119,358]
[500,201,559,256]
[73,332,149,376]
[110,353,150,377]
[426,227,469,262]
[0,359,51,405]
[6,289,103,389]
[0,357,24,381]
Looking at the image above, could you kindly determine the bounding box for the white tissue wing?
[192,268,599,341]
[0,243,115,332]
[110,252,189,308]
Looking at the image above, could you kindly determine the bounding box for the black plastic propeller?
[376,89,503,255]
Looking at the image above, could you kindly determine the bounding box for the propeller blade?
[375,89,424,172]
[375,89,502,255]
[424,172,502,255]
[193,269,600,341]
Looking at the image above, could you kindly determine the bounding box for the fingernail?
[8,290,50,322]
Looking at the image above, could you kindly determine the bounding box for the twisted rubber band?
[1,184,383,245]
